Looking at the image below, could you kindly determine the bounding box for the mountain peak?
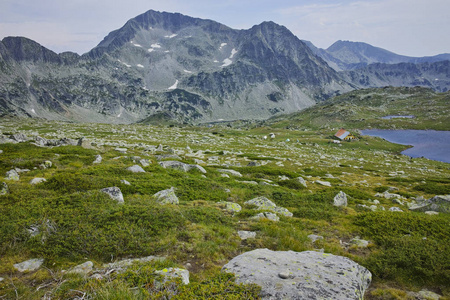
[1,36,61,63]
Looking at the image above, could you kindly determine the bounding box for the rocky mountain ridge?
[0,10,449,124]
[305,39,450,71]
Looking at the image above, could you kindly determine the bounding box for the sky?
[0,0,448,57]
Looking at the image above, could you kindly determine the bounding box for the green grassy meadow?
[0,116,449,299]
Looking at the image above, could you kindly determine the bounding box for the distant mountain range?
[303,40,450,71]
[0,10,449,124]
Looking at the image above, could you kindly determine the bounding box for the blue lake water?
[361,129,450,163]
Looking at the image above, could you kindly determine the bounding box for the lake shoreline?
[361,129,450,163]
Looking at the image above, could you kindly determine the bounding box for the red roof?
[335,129,350,140]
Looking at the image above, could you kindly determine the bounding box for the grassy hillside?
[0,118,449,299]
[267,86,450,131]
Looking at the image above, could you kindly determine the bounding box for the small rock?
[14,258,44,272]
[0,182,8,195]
[278,271,293,279]
[315,180,331,187]
[350,238,370,248]
[102,256,165,271]
[333,191,348,207]
[217,169,242,177]
[121,179,131,186]
[5,169,19,181]
[425,211,439,215]
[90,274,104,280]
[245,196,277,209]
[252,212,280,222]
[238,231,256,240]
[308,234,323,243]
[154,187,179,205]
[78,137,94,149]
[30,178,47,185]
[68,261,94,275]
[115,147,128,153]
[159,161,206,174]
[221,173,230,178]
[418,289,441,300]
[389,207,403,212]
[155,268,189,285]
[127,165,146,173]
[296,176,307,187]
[93,155,102,164]
[139,159,150,167]
[278,175,290,181]
[44,161,52,168]
[101,187,124,203]
[220,201,242,213]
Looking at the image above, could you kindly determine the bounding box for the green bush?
[176,272,261,299]
[413,182,450,194]
[355,212,450,285]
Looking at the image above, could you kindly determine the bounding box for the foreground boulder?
[222,249,371,300]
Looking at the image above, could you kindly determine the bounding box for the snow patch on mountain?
[168,80,179,90]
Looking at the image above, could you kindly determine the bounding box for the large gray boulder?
[159,161,206,174]
[333,191,348,207]
[154,187,179,205]
[223,249,372,300]
[409,195,450,213]
[101,187,124,203]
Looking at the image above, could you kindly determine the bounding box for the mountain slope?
[0,10,352,124]
[266,86,450,131]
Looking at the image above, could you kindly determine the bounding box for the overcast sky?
[0,0,448,57]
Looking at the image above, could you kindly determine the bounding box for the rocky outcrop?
[222,249,372,300]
